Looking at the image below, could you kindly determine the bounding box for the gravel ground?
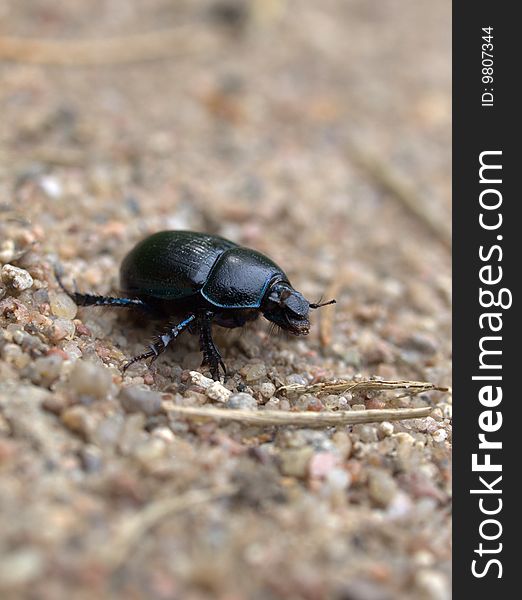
[1,1,451,598]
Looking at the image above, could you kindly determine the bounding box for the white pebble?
[325,468,351,491]
[206,381,232,403]
[0,240,15,264]
[378,421,394,437]
[432,429,448,443]
[415,569,450,600]
[39,175,62,198]
[189,371,214,389]
[393,432,416,446]
[152,427,175,443]
[1,264,33,291]
[49,291,78,319]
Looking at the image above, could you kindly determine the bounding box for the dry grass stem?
[318,277,342,348]
[278,378,450,397]
[163,404,433,427]
[346,143,451,249]
[0,28,214,65]
[102,485,237,570]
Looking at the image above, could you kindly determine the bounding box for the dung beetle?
[56,231,335,380]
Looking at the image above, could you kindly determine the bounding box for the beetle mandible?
[56,230,335,381]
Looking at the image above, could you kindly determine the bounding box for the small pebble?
[242,362,267,382]
[78,444,104,472]
[338,580,391,600]
[285,374,307,386]
[32,288,49,307]
[0,549,44,586]
[2,343,25,365]
[368,469,398,507]
[1,264,33,291]
[189,370,214,389]
[263,397,280,409]
[415,569,450,600]
[414,551,435,567]
[308,452,339,479]
[432,429,448,443]
[430,407,443,421]
[279,447,314,478]
[132,438,167,465]
[353,424,378,443]
[226,393,257,410]
[394,432,416,446]
[28,355,63,388]
[423,417,441,434]
[49,291,78,320]
[41,392,68,415]
[295,394,319,411]
[324,394,348,410]
[325,468,351,491]
[152,427,175,443]
[50,318,75,342]
[118,414,147,455]
[378,421,394,438]
[61,405,96,438]
[259,382,276,399]
[386,491,414,519]
[62,341,82,360]
[119,386,162,416]
[332,431,352,460]
[0,240,16,264]
[206,381,232,403]
[92,414,125,448]
[68,360,112,399]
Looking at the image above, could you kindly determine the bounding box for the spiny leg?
[199,311,227,381]
[55,268,149,311]
[122,314,196,372]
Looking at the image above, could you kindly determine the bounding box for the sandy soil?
[1,1,451,598]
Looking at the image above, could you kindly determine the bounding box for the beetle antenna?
[310,299,336,309]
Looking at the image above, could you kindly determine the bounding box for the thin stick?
[163,404,432,427]
[318,277,342,348]
[278,378,450,397]
[346,142,451,250]
[102,485,237,570]
[0,28,213,66]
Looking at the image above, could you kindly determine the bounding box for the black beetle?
[57,230,335,380]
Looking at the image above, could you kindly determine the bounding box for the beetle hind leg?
[122,314,196,373]
[199,311,227,382]
[55,268,149,311]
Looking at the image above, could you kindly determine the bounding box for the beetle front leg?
[198,311,227,382]
[122,314,196,372]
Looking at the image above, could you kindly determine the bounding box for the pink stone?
[308,452,339,479]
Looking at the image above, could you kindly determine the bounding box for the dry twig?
[318,276,342,348]
[102,485,237,570]
[0,28,214,66]
[346,142,451,249]
[163,404,433,427]
[278,378,450,397]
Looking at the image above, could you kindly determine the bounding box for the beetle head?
[262,281,335,336]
